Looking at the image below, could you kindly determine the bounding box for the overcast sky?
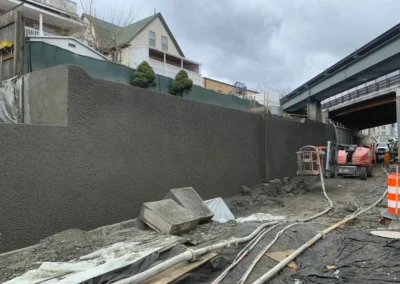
[81,0,400,93]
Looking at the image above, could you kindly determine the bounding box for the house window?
[149,31,156,47]
[161,36,168,51]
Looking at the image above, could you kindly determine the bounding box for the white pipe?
[239,145,334,282]
[114,220,283,284]
[296,145,334,222]
[253,173,389,283]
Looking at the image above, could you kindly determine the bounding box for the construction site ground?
[0,165,392,283]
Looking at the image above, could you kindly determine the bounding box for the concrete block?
[140,199,199,235]
[164,187,214,223]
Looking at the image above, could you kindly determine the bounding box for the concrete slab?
[164,187,214,223]
[140,199,199,235]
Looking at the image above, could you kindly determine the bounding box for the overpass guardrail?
[321,74,400,109]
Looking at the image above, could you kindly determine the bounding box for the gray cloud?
[88,0,400,93]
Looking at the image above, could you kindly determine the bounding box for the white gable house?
[83,13,202,86]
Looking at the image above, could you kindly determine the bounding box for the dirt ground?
[207,165,389,283]
[0,165,390,283]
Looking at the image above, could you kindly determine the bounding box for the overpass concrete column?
[307,100,322,122]
[397,89,400,157]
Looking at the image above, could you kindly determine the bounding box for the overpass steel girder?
[330,96,395,118]
[282,35,400,112]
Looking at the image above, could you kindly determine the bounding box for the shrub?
[170,70,193,96]
[132,61,157,88]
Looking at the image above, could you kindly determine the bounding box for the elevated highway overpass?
[323,74,400,130]
[280,22,400,122]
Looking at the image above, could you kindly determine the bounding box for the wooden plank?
[265,250,297,271]
[0,54,14,63]
[370,231,400,239]
[143,253,217,284]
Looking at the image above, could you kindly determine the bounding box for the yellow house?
[202,77,258,95]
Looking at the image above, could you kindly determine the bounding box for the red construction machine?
[296,142,373,180]
[296,142,337,178]
[337,145,373,180]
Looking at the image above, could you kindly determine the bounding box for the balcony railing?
[149,58,202,86]
[29,0,77,15]
[25,26,55,37]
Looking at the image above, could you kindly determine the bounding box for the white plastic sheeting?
[4,236,182,284]
[235,213,285,224]
[204,197,235,223]
[0,76,23,123]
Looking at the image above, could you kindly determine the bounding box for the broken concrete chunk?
[283,184,294,193]
[164,187,214,223]
[259,194,268,204]
[262,182,280,197]
[282,177,291,185]
[263,183,271,191]
[269,179,282,185]
[140,199,200,235]
[241,185,252,196]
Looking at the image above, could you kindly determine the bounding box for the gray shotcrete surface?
[0,66,334,252]
[0,66,264,252]
[264,117,335,179]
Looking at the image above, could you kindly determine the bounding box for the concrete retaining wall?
[0,66,263,252]
[0,66,335,252]
[23,67,68,125]
[264,117,335,179]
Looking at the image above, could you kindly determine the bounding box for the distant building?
[362,124,397,142]
[248,88,283,116]
[202,77,258,96]
[0,0,84,37]
[81,12,202,86]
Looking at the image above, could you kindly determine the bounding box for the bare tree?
[257,75,269,95]
[280,86,292,99]
[79,0,136,63]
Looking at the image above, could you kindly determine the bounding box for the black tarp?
[282,224,400,284]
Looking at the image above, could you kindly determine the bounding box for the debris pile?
[226,176,322,216]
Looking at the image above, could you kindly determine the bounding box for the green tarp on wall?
[25,41,261,112]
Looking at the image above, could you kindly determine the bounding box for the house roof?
[82,12,185,57]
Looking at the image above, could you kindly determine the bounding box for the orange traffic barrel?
[388,173,400,215]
